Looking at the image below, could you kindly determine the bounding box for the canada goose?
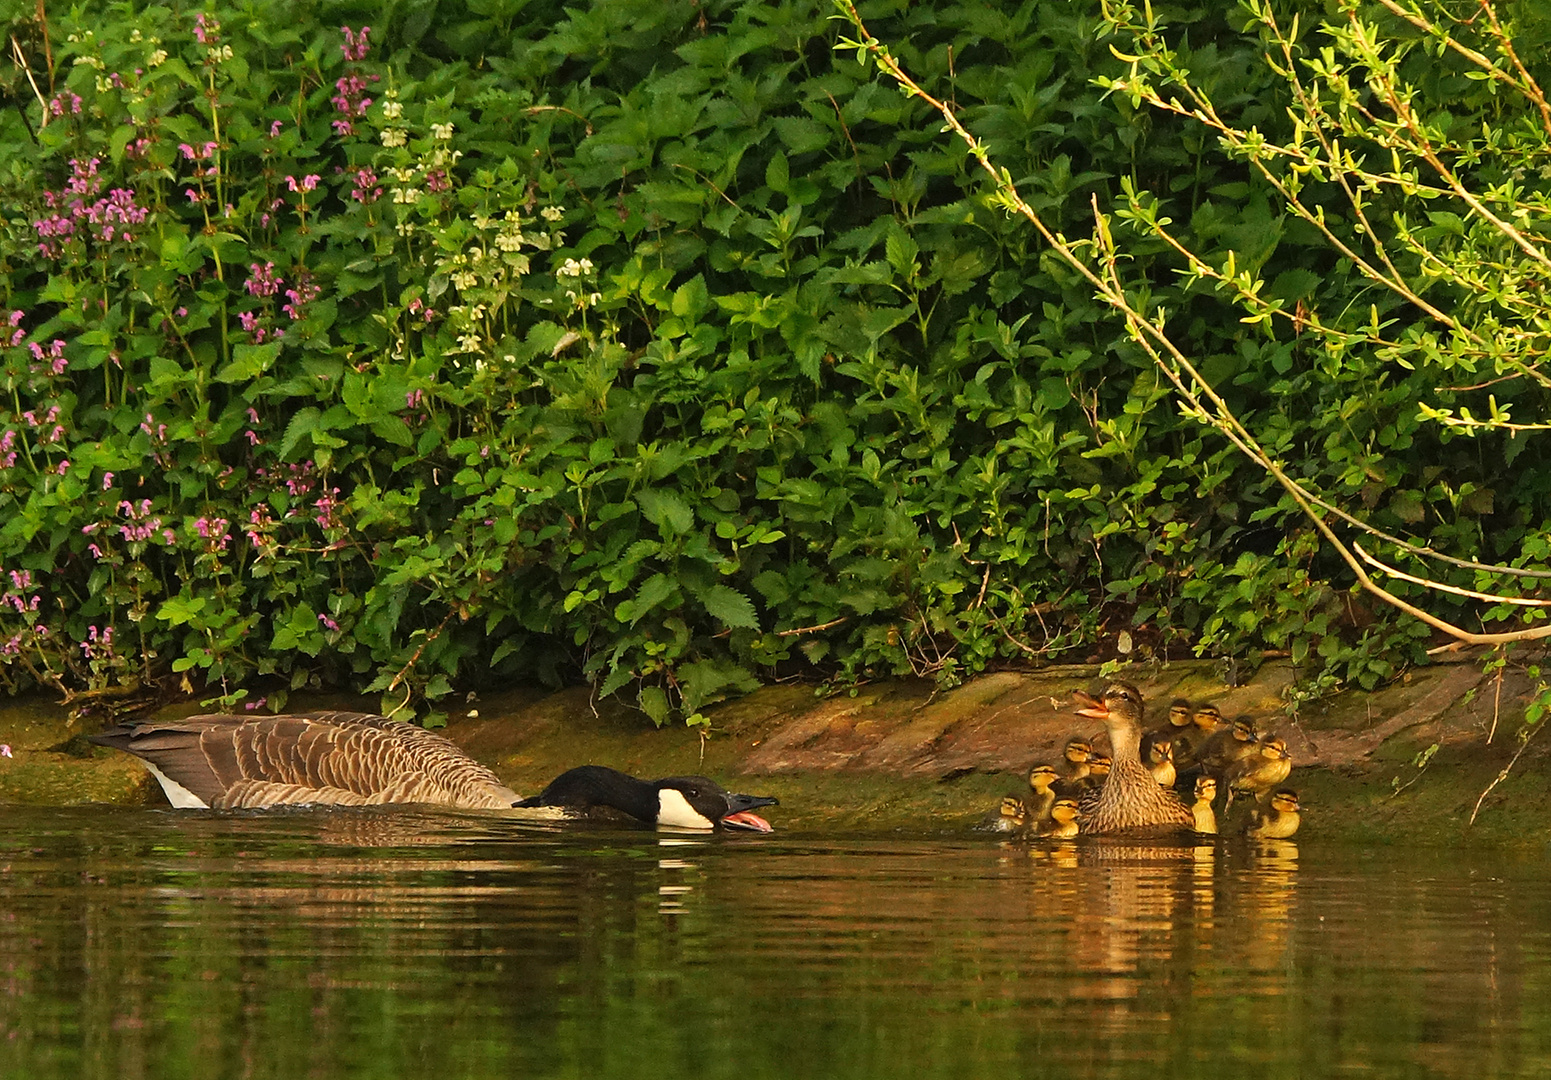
[91,712,780,831]
[90,712,524,810]
[517,765,778,832]
[1072,684,1195,836]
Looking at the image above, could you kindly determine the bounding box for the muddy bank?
[2,655,1548,844]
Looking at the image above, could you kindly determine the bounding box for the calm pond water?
[0,807,1548,1079]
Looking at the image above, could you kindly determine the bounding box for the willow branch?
[835,1,1551,647]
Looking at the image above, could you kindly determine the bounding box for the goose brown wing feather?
[95,712,521,810]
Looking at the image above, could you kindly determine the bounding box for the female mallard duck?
[91,713,779,830]
[1072,683,1195,836]
[1223,736,1292,808]
[1191,776,1219,835]
[1039,796,1082,839]
[1244,788,1301,839]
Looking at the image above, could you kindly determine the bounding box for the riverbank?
[2,655,1546,845]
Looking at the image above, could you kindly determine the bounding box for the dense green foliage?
[0,0,1545,722]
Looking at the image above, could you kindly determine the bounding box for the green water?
[0,807,1548,1079]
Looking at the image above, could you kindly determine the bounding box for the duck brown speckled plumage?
[1072,683,1195,836]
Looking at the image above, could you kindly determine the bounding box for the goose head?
[653,775,779,832]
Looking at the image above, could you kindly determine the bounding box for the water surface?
[0,807,1547,1079]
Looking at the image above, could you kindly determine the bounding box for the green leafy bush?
[1,0,1539,725]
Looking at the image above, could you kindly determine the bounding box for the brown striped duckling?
[1054,738,1093,792]
[1244,788,1301,839]
[1082,752,1113,792]
[978,795,1030,834]
[1173,703,1226,769]
[1039,796,1082,839]
[1191,776,1219,835]
[1224,736,1293,808]
[1146,738,1176,788]
[1024,763,1061,829]
[1198,717,1260,776]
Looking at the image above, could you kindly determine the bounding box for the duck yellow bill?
[720,811,774,832]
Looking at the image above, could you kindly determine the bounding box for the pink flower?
[319,613,340,632]
[269,120,284,138]
[0,745,10,759]
[340,26,372,62]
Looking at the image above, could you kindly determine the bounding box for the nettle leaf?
[636,488,695,535]
[676,658,759,714]
[695,583,759,630]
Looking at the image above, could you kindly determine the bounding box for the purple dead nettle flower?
[0,745,10,758]
[194,516,231,552]
[269,120,284,138]
[350,168,382,204]
[44,93,83,120]
[405,388,425,410]
[140,413,167,442]
[318,613,340,632]
[117,498,163,543]
[7,311,25,348]
[244,697,268,711]
[245,261,282,298]
[81,625,114,660]
[102,471,114,490]
[283,277,320,321]
[284,174,320,193]
[314,488,342,529]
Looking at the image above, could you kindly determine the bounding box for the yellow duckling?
[1224,736,1292,808]
[1081,752,1113,793]
[1199,717,1260,777]
[1054,738,1093,793]
[1039,796,1082,839]
[1191,775,1218,835]
[1244,788,1301,839]
[1024,763,1060,831]
[1146,738,1176,788]
[1173,703,1225,770]
[978,795,1029,834]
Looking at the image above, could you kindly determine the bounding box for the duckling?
[1223,736,1292,809]
[977,795,1030,834]
[1053,738,1093,794]
[1039,796,1081,839]
[1082,752,1113,793]
[1072,683,1195,836]
[1146,738,1176,788]
[1197,717,1260,777]
[1141,698,1194,762]
[1172,703,1226,770]
[1244,788,1301,839]
[1024,763,1061,830]
[1191,776,1219,835]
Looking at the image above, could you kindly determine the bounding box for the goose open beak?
[720,810,775,832]
[721,792,779,832]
